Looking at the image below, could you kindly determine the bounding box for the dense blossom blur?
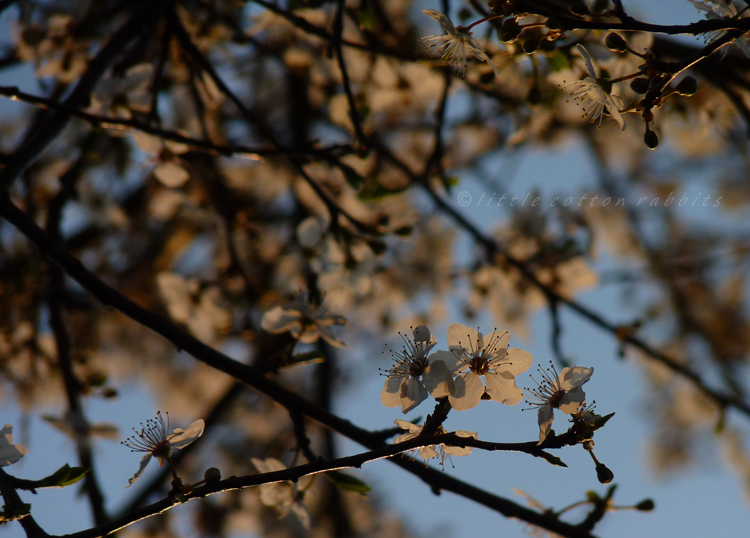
[2,1,750,537]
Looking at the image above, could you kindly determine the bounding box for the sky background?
[3,1,750,538]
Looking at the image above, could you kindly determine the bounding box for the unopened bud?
[644,129,658,150]
[636,499,655,511]
[630,78,650,94]
[522,38,541,54]
[596,463,614,484]
[499,18,521,43]
[204,467,222,483]
[675,76,698,96]
[605,33,628,52]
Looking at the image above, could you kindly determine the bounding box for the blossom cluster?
[380,323,594,445]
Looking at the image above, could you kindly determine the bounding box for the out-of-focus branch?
[0,192,598,538]
[0,0,169,191]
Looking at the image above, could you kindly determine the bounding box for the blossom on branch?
[261,297,347,348]
[688,0,750,57]
[121,411,205,488]
[566,44,626,131]
[251,458,311,529]
[394,419,477,467]
[420,10,501,78]
[380,325,454,413]
[525,363,593,444]
[431,324,533,411]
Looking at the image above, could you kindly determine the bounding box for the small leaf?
[592,412,615,431]
[326,471,371,495]
[357,6,374,31]
[538,451,567,468]
[33,464,89,488]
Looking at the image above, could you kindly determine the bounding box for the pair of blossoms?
[381,323,593,445]
[421,10,626,131]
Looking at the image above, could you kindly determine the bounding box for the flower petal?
[449,372,484,411]
[576,44,597,79]
[400,377,429,413]
[537,405,555,445]
[317,324,347,348]
[484,371,524,405]
[422,10,457,35]
[558,386,586,414]
[558,366,593,391]
[261,306,302,333]
[125,453,153,488]
[422,359,455,398]
[0,425,27,467]
[168,419,205,449]
[502,348,534,376]
[381,377,404,408]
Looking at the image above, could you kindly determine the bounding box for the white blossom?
[251,458,311,529]
[420,10,501,78]
[566,45,626,131]
[431,324,533,411]
[380,325,454,413]
[688,0,750,57]
[525,364,593,444]
[393,419,476,466]
[121,412,204,488]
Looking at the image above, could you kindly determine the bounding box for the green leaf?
[33,464,89,488]
[547,51,570,72]
[356,181,408,201]
[357,6,374,31]
[326,471,371,495]
[538,451,567,468]
[592,412,615,431]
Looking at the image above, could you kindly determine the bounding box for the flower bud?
[522,38,541,54]
[204,467,222,483]
[605,33,628,52]
[644,129,658,150]
[596,463,614,484]
[636,499,655,511]
[499,18,521,43]
[675,76,698,96]
[630,78,650,94]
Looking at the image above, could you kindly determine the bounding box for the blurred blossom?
[251,458,311,529]
[0,424,28,467]
[261,297,347,348]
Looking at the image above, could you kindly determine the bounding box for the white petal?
[381,377,404,408]
[559,366,593,391]
[394,419,421,434]
[154,161,190,188]
[422,10,457,35]
[537,405,555,445]
[430,350,460,373]
[168,419,205,449]
[442,444,472,457]
[419,445,439,460]
[558,386,586,414]
[317,325,347,348]
[484,372,524,406]
[291,501,311,529]
[400,377,429,413]
[449,373,484,411]
[502,348,534,376]
[413,325,431,343]
[576,44,597,79]
[422,360,454,398]
[125,453,153,488]
[261,306,302,333]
